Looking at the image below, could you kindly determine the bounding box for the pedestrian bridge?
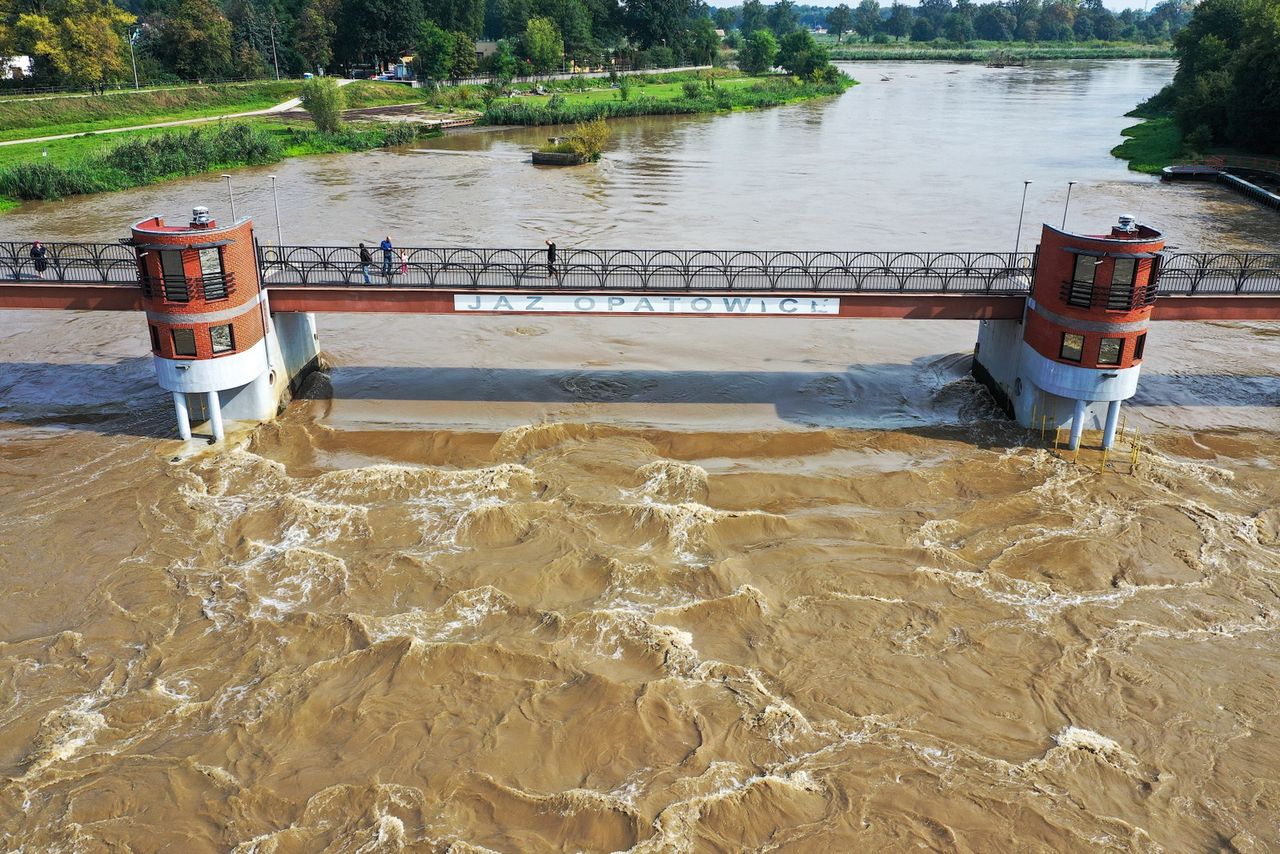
[0,241,1278,321]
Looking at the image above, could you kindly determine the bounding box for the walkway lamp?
[1013,180,1032,261]
[221,174,237,222]
[1062,181,1077,229]
[128,25,142,90]
[269,175,283,246]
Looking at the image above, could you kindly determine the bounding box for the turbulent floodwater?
[4,60,1280,852]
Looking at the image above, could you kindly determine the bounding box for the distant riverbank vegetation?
[825,41,1172,62]
[0,121,427,205]
[481,70,852,126]
[1113,0,1280,171]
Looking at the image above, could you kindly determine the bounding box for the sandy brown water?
[3,60,1280,852]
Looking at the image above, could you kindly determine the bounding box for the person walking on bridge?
[545,238,557,279]
[29,241,48,279]
[358,243,373,285]
[380,235,394,279]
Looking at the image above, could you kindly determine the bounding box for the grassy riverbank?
[827,41,1172,62]
[480,72,854,126]
[0,71,848,209]
[1111,113,1181,175]
[0,121,431,205]
[0,80,422,142]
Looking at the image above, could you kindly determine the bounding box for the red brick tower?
[974,216,1164,449]
[133,208,273,441]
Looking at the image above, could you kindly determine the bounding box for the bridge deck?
[0,242,1276,321]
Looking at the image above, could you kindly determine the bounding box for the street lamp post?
[128,26,141,90]
[221,174,237,222]
[269,175,283,246]
[1013,180,1032,260]
[1061,181,1077,229]
[269,22,281,81]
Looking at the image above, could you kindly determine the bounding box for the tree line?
[716,0,1190,45]
[0,0,1189,92]
[1144,0,1279,156]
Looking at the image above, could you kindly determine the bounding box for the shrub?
[300,77,345,133]
[738,30,779,74]
[569,117,610,160]
[382,123,418,146]
[618,75,633,100]
[682,81,703,98]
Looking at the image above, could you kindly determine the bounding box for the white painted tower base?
[155,310,321,442]
[973,315,1137,450]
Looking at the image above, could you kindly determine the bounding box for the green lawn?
[1111,115,1183,174]
[519,76,758,106]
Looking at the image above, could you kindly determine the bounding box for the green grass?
[825,40,1173,61]
[1111,115,1183,174]
[0,119,434,206]
[0,81,305,142]
[481,73,854,126]
[340,80,430,109]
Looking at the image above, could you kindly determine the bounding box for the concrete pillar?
[1102,399,1122,450]
[1068,398,1087,451]
[173,391,192,441]
[207,390,225,442]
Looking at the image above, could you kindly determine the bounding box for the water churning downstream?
[3,60,1280,852]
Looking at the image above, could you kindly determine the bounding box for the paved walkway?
[0,79,356,148]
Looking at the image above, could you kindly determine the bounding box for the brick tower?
[133,208,317,442]
[973,216,1164,449]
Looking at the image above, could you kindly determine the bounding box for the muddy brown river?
[3,60,1280,852]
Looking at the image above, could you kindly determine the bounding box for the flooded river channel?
[3,60,1280,852]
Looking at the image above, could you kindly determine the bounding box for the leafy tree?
[521,15,562,71]
[973,3,1014,39]
[295,0,338,72]
[910,16,934,39]
[775,27,827,75]
[537,0,593,62]
[300,74,344,131]
[739,0,767,35]
[625,0,697,50]
[415,19,454,80]
[852,0,880,39]
[916,0,951,28]
[825,3,852,41]
[423,0,485,36]
[491,36,519,79]
[9,0,134,88]
[766,0,800,35]
[337,0,423,68]
[736,27,776,73]
[884,1,912,39]
[151,0,233,79]
[713,6,736,29]
[689,15,719,62]
[943,9,974,41]
[450,30,478,76]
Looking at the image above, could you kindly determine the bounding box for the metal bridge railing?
[1157,252,1280,295]
[0,241,138,284]
[257,246,1040,293]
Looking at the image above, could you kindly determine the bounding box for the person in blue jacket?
[380,235,394,278]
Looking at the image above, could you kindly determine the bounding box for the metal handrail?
[258,245,1040,293]
[0,241,138,284]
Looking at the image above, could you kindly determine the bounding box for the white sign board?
[453,294,840,315]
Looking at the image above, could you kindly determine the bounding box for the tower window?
[210,324,235,354]
[1133,332,1147,360]
[149,324,160,352]
[1098,337,1123,365]
[172,328,197,357]
[1107,258,1138,310]
[1065,255,1101,308]
[1060,333,1084,362]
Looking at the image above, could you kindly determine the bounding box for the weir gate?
[0,211,1278,448]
